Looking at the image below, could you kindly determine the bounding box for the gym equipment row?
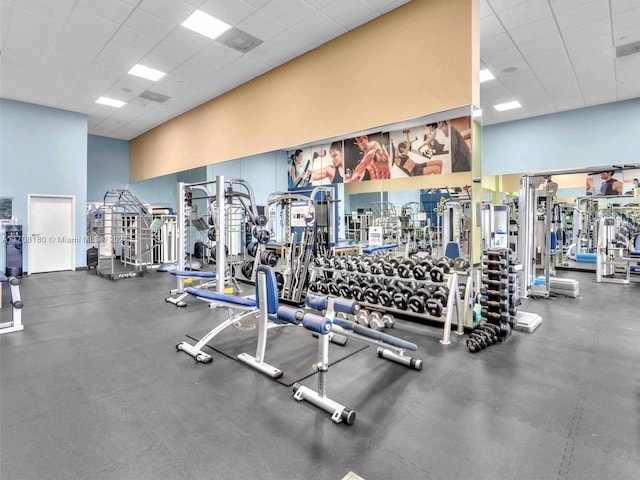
[176,264,422,425]
[309,252,472,344]
[97,189,154,280]
[170,177,265,303]
[0,274,24,335]
[293,294,422,425]
[596,215,640,284]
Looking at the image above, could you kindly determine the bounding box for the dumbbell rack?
[479,249,518,342]
[308,259,466,345]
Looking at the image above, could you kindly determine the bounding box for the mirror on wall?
[481,167,640,276]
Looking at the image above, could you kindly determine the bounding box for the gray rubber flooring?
[1,268,639,480]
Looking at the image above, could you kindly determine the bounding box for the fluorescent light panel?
[479,69,495,83]
[128,64,166,81]
[181,10,231,40]
[493,100,521,112]
[96,96,125,108]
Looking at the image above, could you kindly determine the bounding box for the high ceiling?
[1,0,638,141]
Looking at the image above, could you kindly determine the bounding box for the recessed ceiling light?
[479,69,495,83]
[128,64,166,82]
[181,10,231,40]
[502,66,518,73]
[493,100,521,112]
[96,96,125,108]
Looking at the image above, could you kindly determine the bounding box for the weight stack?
[480,248,513,342]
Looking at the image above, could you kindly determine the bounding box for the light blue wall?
[129,173,178,211]
[482,98,640,176]
[207,151,289,207]
[0,99,87,271]
[87,135,129,202]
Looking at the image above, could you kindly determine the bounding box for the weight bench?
[165,269,240,307]
[0,274,24,335]
[176,265,304,378]
[292,294,422,425]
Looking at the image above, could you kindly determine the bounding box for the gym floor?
[1,268,638,480]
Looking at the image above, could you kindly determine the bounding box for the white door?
[28,195,75,273]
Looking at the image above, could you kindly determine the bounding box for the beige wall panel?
[131,0,476,181]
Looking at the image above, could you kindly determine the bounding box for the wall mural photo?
[286,115,472,190]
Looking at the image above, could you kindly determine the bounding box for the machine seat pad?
[171,270,217,279]
[185,287,256,308]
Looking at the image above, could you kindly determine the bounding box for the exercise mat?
[186,324,368,386]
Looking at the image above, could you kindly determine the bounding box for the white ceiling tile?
[137,0,196,24]
[55,8,120,60]
[3,8,65,53]
[552,96,585,111]
[96,41,147,70]
[150,34,207,65]
[243,0,270,7]
[517,33,564,57]
[549,0,595,14]
[562,18,611,45]
[321,0,378,30]
[76,0,135,24]
[612,7,640,32]
[107,76,156,101]
[244,28,313,65]
[584,91,618,106]
[124,8,175,39]
[260,0,315,27]
[486,0,529,13]
[138,53,180,76]
[498,1,552,30]
[481,14,506,39]
[614,25,640,45]
[525,48,570,69]
[565,33,613,57]
[198,0,257,25]
[1,3,12,48]
[199,41,244,67]
[532,61,575,80]
[482,46,524,67]
[543,81,582,100]
[112,25,160,52]
[11,0,73,23]
[366,0,410,14]
[509,17,559,44]
[555,0,610,30]
[293,10,346,44]
[3,37,50,68]
[91,49,140,76]
[480,32,514,56]
[152,76,194,97]
[496,66,536,87]
[480,0,492,18]
[237,9,287,41]
[611,0,639,14]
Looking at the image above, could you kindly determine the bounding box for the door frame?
[27,194,76,274]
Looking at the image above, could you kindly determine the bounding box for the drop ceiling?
[1,0,638,141]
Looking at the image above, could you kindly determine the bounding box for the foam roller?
[302,313,332,335]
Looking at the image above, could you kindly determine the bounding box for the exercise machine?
[0,274,23,335]
[292,294,422,425]
[176,265,303,376]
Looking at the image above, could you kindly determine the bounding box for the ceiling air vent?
[216,27,263,53]
[138,90,170,103]
[616,40,640,58]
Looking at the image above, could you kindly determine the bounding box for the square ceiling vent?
[138,90,170,103]
[616,40,640,58]
[216,27,263,53]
